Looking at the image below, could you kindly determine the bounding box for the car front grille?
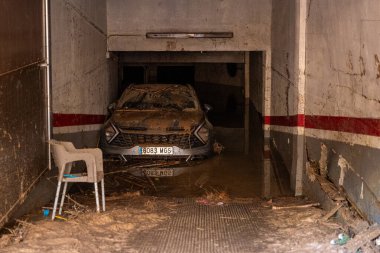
[111,133,204,149]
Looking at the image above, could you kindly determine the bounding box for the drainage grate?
[127,200,264,253]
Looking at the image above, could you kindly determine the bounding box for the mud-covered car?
[100,84,213,176]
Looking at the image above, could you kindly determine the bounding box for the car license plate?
[144,169,174,177]
[138,146,173,155]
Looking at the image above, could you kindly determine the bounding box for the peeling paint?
[337,155,351,186]
[272,138,277,149]
[360,181,364,199]
[374,54,380,79]
[346,50,354,71]
[306,161,317,182]
[359,56,366,76]
[319,143,328,177]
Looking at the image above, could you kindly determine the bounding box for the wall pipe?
[44,0,52,169]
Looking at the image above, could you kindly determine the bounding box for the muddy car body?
[100,84,213,176]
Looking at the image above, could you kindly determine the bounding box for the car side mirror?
[107,102,116,114]
[204,104,213,113]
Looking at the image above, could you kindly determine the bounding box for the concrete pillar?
[263,50,271,141]
[291,0,307,196]
[262,50,272,197]
[263,144,271,198]
[244,52,250,155]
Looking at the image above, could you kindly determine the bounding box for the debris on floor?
[0,153,363,252]
[0,196,346,253]
[376,236,380,246]
[0,194,171,253]
[213,141,225,155]
[344,223,380,252]
[0,220,29,248]
[321,202,344,221]
[330,233,350,245]
[306,155,370,236]
[319,143,329,178]
[196,186,230,206]
[105,191,141,201]
[271,202,320,210]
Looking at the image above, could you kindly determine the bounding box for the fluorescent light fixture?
[146,32,233,39]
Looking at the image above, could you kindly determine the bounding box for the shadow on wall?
[194,82,244,128]
[249,102,264,158]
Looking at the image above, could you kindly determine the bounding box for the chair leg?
[52,181,62,220]
[94,182,100,213]
[59,182,68,215]
[101,179,105,212]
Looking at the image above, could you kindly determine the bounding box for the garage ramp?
[123,197,338,253]
[128,200,261,252]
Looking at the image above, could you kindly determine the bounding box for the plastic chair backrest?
[50,143,69,177]
[59,141,103,173]
[50,139,102,182]
[59,141,76,152]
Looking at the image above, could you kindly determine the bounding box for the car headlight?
[104,123,118,143]
[196,123,209,144]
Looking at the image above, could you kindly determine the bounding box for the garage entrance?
[4,0,373,252]
[157,65,195,84]
[113,51,290,198]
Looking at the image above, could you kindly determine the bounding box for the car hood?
[111,109,204,132]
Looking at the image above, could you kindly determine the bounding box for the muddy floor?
[0,152,352,252]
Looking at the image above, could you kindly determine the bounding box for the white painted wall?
[270,0,297,116]
[304,0,380,223]
[270,0,380,222]
[51,0,118,135]
[305,0,380,118]
[107,0,272,51]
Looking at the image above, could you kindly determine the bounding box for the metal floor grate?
[127,200,264,253]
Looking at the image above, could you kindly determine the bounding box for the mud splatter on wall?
[0,0,48,227]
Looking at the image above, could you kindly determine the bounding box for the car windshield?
[117,85,197,111]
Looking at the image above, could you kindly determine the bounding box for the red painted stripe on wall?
[53,113,106,127]
[305,115,380,137]
[265,115,380,137]
[53,113,380,137]
[264,114,305,127]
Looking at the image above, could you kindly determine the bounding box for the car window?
[117,85,198,111]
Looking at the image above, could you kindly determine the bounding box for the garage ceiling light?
[146,32,233,39]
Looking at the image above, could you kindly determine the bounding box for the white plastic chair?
[50,140,105,220]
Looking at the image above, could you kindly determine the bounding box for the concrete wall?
[107,0,272,52]
[0,0,48,227]
[305,0,380,118]
[269,0,297,177]
[268,0,380,223]
[51,0,118,147]
[304,0,380,223]
[271,0,297,117]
